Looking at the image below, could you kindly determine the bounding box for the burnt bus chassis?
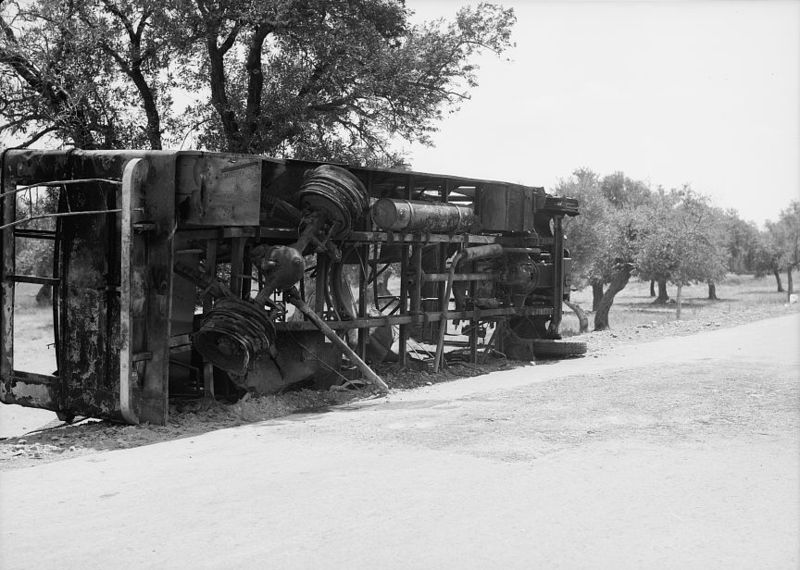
[0,149,579,425]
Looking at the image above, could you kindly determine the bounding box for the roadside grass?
[560,271,799,335]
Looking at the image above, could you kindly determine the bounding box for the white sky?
[404,0,800,226]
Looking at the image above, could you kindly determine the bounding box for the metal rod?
[286,288,388,393]
[203,239,218,400]
[433,251,462,373]
[230,237,246,299]
[357,243,369,359]
[399,243,409,367]
[1,169,16,384]
[0,209,122,231]
[410,244,423,326]
[275,305,552,331]
[549,215,565,337]
[0,178,121,199]
[13,228,57,239]
[8,275,59,285]
[422,272,494,282]
[52,217,61,371]
[469,280,478,364]
[119,159,142,425]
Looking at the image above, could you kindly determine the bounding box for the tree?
[754,226,785,292]
[0,0,186,149]
[722,209,761,274]
[600,171,652,209]
[769,201,800,295]
[636,189,727,318]
[557,168,613,311]
[635,187,682,304]
[592,205,652,330]
[666,193,727,317]
[558,169,657,330]
[179,0,515,163]
[1,0,516,165]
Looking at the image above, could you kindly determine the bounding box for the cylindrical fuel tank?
[370,198,475,233]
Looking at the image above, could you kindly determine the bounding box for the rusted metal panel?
[119,158,147,423]
[56,155,123,419]
[476,184,543,233]
[1,372,59,409]
[177,154,262,226]
[1,160,16,399]
[135,154,177,425]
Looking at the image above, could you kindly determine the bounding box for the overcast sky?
[405,0,800,226]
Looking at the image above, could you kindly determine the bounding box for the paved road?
[1,314,798,569]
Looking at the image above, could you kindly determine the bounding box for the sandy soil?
[0,313,797,569]
[1,297,797,463]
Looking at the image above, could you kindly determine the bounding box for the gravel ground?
[2,313,797,569]
[1,298,797,470]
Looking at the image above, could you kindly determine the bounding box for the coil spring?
[192,298,276,376]
[298,165,369,238]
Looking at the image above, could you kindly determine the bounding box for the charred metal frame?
[0,150,578,425]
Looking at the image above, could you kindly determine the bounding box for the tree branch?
[100,0,135,40]
[135,8,152,41]
[219,22,241,55]
[243,22,272,147]
[18,125,58,147]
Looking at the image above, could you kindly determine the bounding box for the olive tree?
[1,0,516,165]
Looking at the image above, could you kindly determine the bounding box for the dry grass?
[561,271,800,335]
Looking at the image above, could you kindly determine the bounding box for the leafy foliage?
[180,0,515,163]
[556,169,611,289]
[636,188,727,288]
[722,210,762,273]
[0,0,184,149]
[14,189,56,278]
[0,0,516,165]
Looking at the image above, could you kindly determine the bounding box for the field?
[9,283,58,375]
[561,271,799,336]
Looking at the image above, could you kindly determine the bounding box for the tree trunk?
[649,280,655,297]
[773,268,784,292]
[243,24,272,150]
[591,281,604,311]
[564,300,589,334]
[653,278,669,305]
[594,266,631,331]
[788,267,794,295]
[205,26,243,151]
[676,284,683,320]
[128,68,163,150]
[35,284,52,306]
[707,280,718,300]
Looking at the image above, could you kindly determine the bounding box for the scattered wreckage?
[0,149,583,425]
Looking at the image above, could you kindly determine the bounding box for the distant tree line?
[557,169,800,330]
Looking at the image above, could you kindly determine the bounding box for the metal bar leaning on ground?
[285,287,389,393]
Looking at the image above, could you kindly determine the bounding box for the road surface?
[1,314,798,569]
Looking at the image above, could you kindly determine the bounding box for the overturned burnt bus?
[0,150,582,425]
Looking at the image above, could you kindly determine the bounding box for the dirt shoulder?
[1,301,797,470]
[1,313,797,570]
